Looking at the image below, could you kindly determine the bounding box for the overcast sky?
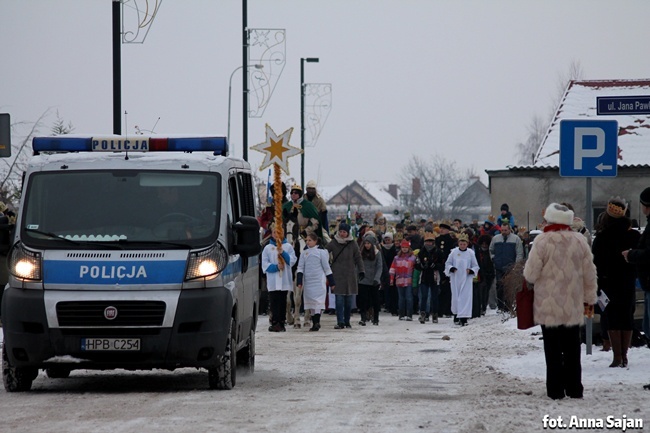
[2,0,650,188]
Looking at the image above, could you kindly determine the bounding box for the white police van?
[0,135,261,391]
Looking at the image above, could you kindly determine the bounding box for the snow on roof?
[317,184,347,201]
[319,181,399,207]
[356,180,399,206]
[534,79,650,168]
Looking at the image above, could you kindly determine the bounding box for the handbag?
[516,280,535,330]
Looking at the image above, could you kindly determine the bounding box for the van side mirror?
[233,215,262,257]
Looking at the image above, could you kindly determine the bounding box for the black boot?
[310,314,321,331]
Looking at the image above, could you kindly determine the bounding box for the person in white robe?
[296,233,336,331]
[262,237,298,332]
[444,234,480,326]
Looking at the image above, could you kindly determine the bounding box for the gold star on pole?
[251,124,301,174]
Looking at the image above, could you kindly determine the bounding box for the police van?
[0,135,261,391]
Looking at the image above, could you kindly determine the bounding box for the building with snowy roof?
[487,79,650,230]
[322,180,401,223]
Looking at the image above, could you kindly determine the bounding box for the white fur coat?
[523,230,597,327]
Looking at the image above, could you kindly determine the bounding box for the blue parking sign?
[559,120,618,177]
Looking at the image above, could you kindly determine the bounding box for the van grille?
[56,301,166,327]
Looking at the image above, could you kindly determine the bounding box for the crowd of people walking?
[258,180,650,399]
[259,180,537,331]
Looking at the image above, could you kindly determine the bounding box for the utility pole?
[242,0,249,160]
[112,0,121,135]
[300,57,319,189]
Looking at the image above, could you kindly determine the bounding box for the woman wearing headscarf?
[523,203,597,400]
[326,223,364,329]
[358,232,383,325]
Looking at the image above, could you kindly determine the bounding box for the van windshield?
[21,170,221,248]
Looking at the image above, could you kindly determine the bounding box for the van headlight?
[9,243,42,281]
[185,244,228,280]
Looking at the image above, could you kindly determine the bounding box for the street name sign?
[597,96,650,115]
[559,119,618,177]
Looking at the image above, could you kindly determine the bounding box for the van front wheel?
[208,318,237,390]
[3,346,37,392]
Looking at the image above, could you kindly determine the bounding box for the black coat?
[380,244,397,289]
[416,246,440,286]
[474,247,495,284]
[435,233,456,273]
[592,218,641,329]
[628,214,650,291]
[407,233,424,251]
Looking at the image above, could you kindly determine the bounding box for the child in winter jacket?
[390,239,417,320]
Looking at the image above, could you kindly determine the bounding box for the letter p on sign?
[573,127,605,170]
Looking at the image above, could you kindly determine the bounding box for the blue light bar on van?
[32,136,229,155]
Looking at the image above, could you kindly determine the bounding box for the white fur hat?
[544,203,574,226]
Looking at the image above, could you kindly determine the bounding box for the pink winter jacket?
[523,230,597,327]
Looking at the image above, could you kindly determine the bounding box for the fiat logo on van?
[104,306,118,320]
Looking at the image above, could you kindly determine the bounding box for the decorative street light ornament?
[121,0,163,44]
[251,124,302,270]
[304,83,332,148]
[249,29,286,118]
[251,124,301,175]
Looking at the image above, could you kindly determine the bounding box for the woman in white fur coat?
[523,203,597,400]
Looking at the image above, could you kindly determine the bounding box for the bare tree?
[515,60,585,165]
[0,108,75,206]
[515,114,548,165]
[399,154,476,221]
[0,109,52,206]
[551,59,584,114]
[50,109,75,136]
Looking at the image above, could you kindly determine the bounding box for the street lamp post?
[228,64,263,158]
[300,57,319,190]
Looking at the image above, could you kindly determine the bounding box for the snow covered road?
[1,311,649,432]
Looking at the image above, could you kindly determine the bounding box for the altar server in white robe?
[263,236,298,332]
[445,233,480,326]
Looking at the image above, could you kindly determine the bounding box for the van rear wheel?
[208,318,237,390]
[3,346,38,392]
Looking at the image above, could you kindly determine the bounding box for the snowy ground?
[1,310,649,433]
